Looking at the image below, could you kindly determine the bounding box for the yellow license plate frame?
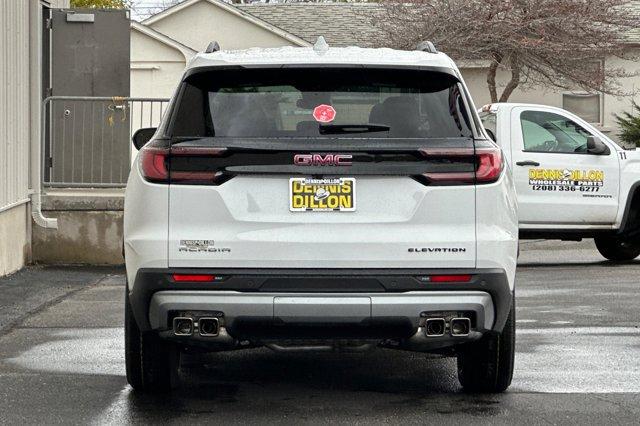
[289,177,356,212]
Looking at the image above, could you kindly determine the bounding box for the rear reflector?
[172,274,216,282]
[425,274,472,283]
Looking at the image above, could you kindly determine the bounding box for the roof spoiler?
[415,41,437,54]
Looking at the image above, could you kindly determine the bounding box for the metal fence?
[42,96,170,188]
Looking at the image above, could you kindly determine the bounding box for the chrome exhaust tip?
[173,316,194,336]
[450,317,471,336]
[425,318,446,337]
[198,317,219,337]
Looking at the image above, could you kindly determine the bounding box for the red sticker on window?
[312,104,336,123]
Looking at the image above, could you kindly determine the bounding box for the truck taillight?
[418,146,503,185]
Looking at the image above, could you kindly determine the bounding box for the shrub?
[615,102,640,147]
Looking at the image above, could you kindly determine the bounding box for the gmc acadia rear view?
[123,41,518,393]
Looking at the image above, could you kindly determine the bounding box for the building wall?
[146,0,298,51]
[0,0,35,276]
[0,0,31,212]
[130,28,188,98]
[600,49,640,139]
[0,204,31,276]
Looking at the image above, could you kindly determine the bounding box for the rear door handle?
[516,160,540,166]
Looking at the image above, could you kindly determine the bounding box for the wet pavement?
[1,240,639,424]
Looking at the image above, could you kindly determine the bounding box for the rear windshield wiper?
[319,124,390,135]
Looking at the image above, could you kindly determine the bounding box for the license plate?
[289,177,356,212]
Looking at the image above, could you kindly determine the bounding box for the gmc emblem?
[293,154,353,166]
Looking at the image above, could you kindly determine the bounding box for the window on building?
[562,93,601,124]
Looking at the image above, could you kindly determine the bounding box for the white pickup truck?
[480,103,640,261]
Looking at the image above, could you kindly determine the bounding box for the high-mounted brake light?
[172,274,216,282]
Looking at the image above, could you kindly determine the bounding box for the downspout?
[32,96,58,229]
[29,2,57,229]
[31,193,57,229]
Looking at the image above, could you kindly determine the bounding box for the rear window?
[169,68,475,139]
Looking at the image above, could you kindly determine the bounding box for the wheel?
[125,287,177,392]
[457,294,515,393]
[594,235,640,261]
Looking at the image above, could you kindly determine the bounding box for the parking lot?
[0,240,639,424]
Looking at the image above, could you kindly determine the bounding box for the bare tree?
[378,0,640,102]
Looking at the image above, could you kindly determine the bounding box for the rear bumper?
[129,268,512,335]
[150,289,493,329]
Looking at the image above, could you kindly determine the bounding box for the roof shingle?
[236,3,387,48]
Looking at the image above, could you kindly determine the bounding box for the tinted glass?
[170,68,474,139]
[520,110,592,153]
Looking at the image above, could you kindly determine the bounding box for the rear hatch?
[141,67,500,269]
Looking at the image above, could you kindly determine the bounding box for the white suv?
[124,41,519,393]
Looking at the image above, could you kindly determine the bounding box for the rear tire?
[457,295,515,393]
[125,287,177,392]
[594,235,640,261]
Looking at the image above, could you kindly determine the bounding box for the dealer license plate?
[289,177,356,212]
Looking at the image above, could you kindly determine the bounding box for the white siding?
[0,0,31,211]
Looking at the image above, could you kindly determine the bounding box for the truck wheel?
[594,235,640,261]
[125,287,177,392]
[457,295,515,393]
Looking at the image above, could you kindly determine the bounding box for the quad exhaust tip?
[198,317,220,337]
[450,317,471,336]
[425,318,446,337]
[173,317,194,336]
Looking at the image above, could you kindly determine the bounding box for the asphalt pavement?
[0,240,639,425]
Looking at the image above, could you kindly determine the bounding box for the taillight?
[418,145,503,185]
[139,145,228,184]
[475,147,503,183]
[139,144,169,183]
[170,146,228,185]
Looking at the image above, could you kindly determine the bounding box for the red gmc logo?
[293,154,353,166]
